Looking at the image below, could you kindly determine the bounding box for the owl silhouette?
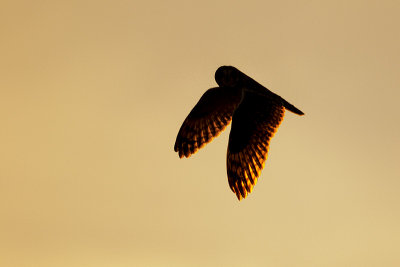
[174,66,304,200]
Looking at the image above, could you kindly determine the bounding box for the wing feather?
[227,92,285,200]
[174,86,242,158]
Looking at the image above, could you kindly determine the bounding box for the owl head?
[215,66,245,87]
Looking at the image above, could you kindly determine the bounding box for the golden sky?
[1,0,400,266]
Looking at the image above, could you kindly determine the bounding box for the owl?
[174,66,304,200]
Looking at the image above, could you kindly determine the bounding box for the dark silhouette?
[174,66,304,200]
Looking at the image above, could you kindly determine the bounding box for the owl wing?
[227,91,285,200]
[174,86,242,158]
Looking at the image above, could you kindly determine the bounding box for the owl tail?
[282,99,304,115]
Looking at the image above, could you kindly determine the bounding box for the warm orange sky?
[1,0,400,266]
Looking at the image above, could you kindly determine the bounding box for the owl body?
[174,66,304,200]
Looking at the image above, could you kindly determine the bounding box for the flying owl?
[174,66,304,200]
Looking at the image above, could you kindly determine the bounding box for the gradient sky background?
[1,0,400,266]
